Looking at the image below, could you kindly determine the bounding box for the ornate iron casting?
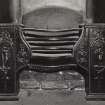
[1,23,105,101]
[74,24,105,100]
[0,24,31,100]
[1,24,105,101]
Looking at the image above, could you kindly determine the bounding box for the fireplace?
[0,0,105,101]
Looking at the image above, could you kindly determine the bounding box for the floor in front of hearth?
[0,89,105,105]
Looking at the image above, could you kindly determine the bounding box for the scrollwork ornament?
[17,44,29,64]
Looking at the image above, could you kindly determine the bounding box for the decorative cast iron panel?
[74,24,105,99]
[0,31,15,93]
[0,24,30,96]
